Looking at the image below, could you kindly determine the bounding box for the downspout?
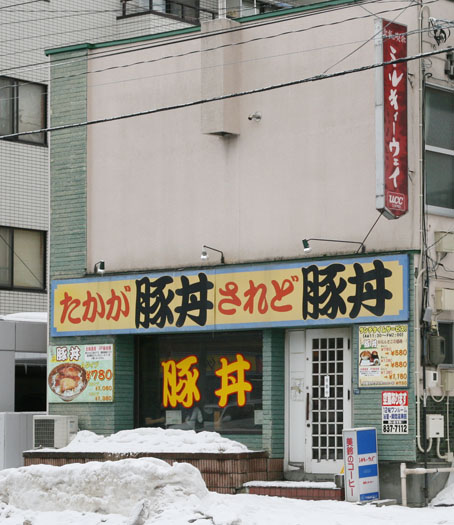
[417,2,433,507]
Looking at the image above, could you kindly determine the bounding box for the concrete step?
[241,480,344,501]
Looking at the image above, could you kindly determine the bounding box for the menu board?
[358,325,408,387]
[48,344,114,403]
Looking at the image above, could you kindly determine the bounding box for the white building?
[0,0,200,413]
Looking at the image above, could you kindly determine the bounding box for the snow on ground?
[42,427,251,454]
[2,428,453,524]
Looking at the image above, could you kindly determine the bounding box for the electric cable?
[0,0,435,77]
[0,230,45,288]
[0,20,444,103]
[356,211,384,253]
[1,41,452,142]
[0,0,440,99]
[321,0,418,74]
[0,0,42,9]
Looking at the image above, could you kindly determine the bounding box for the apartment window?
[0,227,46,290]
[425,86,454,213]
[0,76,46,145]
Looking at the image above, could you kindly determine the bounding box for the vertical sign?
[382,390,408,434]
[375,19,408,219]
[343,428,380,502]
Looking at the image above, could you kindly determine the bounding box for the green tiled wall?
[352,254,416,461]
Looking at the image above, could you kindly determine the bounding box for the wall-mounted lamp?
[201,245,225,264]
[302,238,365,254]
[94,260,105,275]
[248,111,262,122]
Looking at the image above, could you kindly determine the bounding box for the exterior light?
[302,238,365,255]
[201,245,225,264]
[94,260,105,275]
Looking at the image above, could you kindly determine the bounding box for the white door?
[287,328,352,474]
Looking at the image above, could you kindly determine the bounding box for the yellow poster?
[51,255,408,336]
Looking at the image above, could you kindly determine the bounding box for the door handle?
[306,392,310,421]
[348,389,351,401]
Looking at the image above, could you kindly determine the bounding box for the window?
[137,331,263,433]
[0,76,46,145]
[0,227,46,290]
[425,86,454,213]
[120,0,214,24]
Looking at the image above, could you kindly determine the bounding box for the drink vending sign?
[343,427,380,502]
[47,344,114,403]
[358,324,408,387]
[382,390,408,434]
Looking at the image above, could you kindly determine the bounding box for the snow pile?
[0,457,208,518]
[53,427,251,454]
[430,472,454,507]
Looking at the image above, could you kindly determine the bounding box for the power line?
[1,43,452,141]
[0,0,427,76]
[322,0,418,74]
[0,0,437,93]
[0,230,44,288]
[0,0,42,9]
[2,21,444,106]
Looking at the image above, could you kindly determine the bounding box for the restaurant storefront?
[49,253,412,475]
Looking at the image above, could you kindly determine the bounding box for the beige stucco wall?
[85,2,434,273]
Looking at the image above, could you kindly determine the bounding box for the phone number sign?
[382,390,408,434]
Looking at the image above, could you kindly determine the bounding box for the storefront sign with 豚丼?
[382,390,408,434]
[51,255,408,336]
[343,427,380,502]
[47,344,114,403]
[358,324,408,387]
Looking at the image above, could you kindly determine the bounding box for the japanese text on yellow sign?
[51,256,408,336]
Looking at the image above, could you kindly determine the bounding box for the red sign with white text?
[383,20,408,218]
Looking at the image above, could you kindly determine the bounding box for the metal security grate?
[34,419,55,448]
[311,337,345,461]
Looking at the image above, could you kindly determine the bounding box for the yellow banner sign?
[51,255,408,336]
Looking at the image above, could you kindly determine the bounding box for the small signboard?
[382,390,408,434]
[48,344,114,403]
[343,428,380,502]
[358,324,408,387]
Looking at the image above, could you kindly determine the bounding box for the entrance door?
[287,328,351,474]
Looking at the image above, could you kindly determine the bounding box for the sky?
[0,428,452,525]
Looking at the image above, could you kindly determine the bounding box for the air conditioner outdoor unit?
[33,415,78,449]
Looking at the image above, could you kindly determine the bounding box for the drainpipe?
[418,2,433,506]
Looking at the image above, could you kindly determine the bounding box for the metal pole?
[401,462,408,507]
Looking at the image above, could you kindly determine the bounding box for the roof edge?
[45,0,361,55]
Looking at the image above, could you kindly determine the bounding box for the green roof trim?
[45,0,361,55]
[45,26,200,55]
